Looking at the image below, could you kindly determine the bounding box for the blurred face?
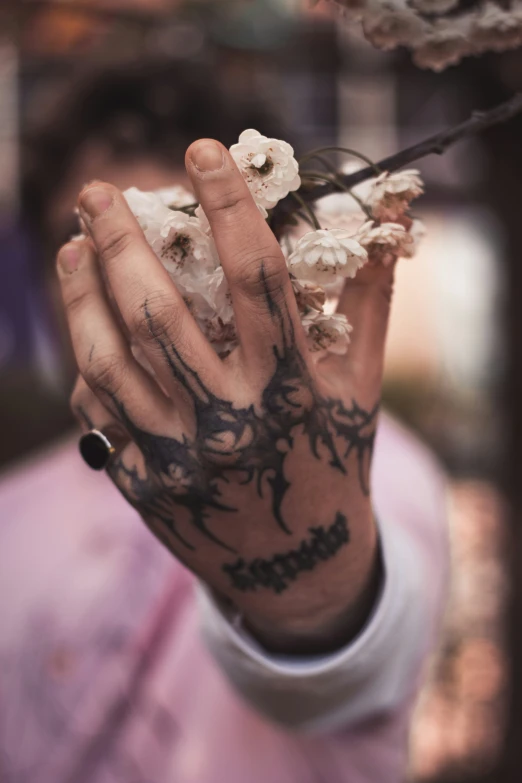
[46,137,187,253]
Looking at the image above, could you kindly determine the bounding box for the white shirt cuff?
[198,514,438,732]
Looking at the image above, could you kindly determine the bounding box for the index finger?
[185,139,305,369]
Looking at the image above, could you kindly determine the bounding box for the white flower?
[329,0,366,19]
[402,218,426,258]
[178,265,233,326]
[155,185,196,210]
[412,15,475,71]
[292,278,327,313]
[330,0,522,68]
[368,169,424,221]
[180,266,236,356]
[356,220,413,265]
[363,0,427,49]
[230,129,301,209]
[301,310,353,358]
[288,228,367,284]
[316,194,367,234]
[123,186,171,233]
[473,3,522,51]
[316,162,373,232]
[410,0,459,14]
[151,210,218,277]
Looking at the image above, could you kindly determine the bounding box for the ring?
[79,429,118,471]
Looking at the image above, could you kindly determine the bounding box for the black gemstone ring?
[79,429,117,471]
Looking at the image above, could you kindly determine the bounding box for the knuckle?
[232,252,287,303]
[63,285,91,317]
[129,293,183,345]
[205,186,245,221]
[98,226,135,263]
[83,352,128,397]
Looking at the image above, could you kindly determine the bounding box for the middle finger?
[185,139,306,370]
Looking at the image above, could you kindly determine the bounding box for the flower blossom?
[330,0,366,18]
[95,133,429,364]
[155,185,196,210]
[149,210,218,278]
[301,310,353,357]
[288,228,367,284]
[363,0,426,50]
[367,169,424,221]
[178,265,233,325]
[316,196,366,234]
[292,278,327,313]
[230,129,301,209]
[122,188,234,354]
[401,218,426,258]
[473,3,522,51]
[179,265,235,355]
[356,220,413,266]
[410,0,459,14]
[330,0,522,69]
[412,15,475,71]
[123,187,170,234]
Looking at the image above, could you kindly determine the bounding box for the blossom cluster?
[75,130,425,361]
[330,0,522,71]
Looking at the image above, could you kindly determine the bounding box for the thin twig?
[299,146,380,173]
[291,191,321,230]
[302,171,373,218]
[272,92,522,231]
[295,209,316,228]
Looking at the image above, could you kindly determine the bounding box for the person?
[0,60,449,783]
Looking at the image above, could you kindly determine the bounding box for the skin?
[56,139,396,655]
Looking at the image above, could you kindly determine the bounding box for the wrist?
[241,525,383,655]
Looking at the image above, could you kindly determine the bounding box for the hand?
[57,139,392,654]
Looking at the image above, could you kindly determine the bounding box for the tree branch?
[272,92,522,231]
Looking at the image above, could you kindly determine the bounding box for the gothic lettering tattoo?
[89,265,378,554]
[222,512,349,594]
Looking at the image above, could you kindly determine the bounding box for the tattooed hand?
[57,140,393,654]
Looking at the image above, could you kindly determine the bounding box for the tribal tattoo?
[92,266,378,554]
[222,512,350,594]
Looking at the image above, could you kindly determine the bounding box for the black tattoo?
[222,512,349,594]
[93,265,377,554]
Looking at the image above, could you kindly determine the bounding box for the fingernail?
[191,140,225,173]
[80,186,113,219]
[58,243,81,275]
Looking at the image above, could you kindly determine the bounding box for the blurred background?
[1,1,522,781]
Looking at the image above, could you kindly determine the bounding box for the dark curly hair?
[22,57,295,254]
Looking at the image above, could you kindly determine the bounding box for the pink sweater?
[0,414,448,783]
